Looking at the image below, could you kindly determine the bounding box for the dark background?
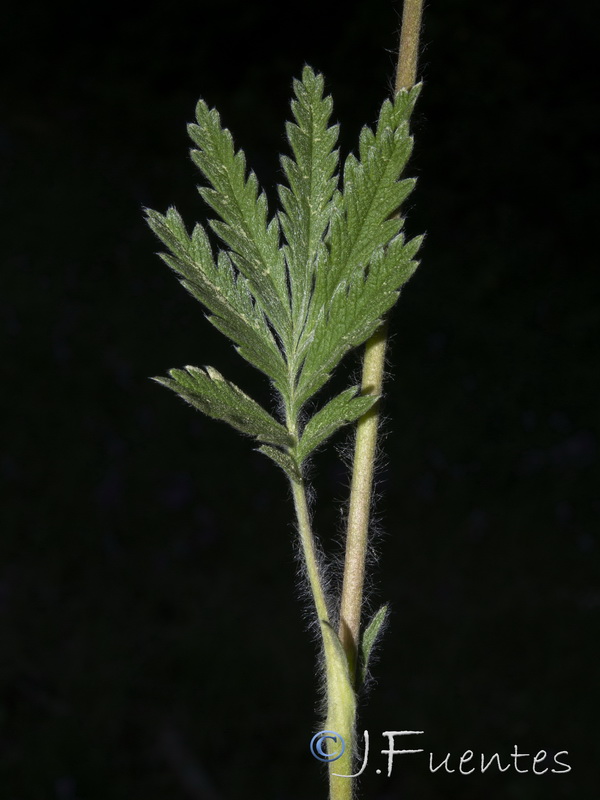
[2,0,598,798]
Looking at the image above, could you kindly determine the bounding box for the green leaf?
[323,84,421,294]
[188,101,292,346]
[297,387,378,463]
[147,70,423,479]
[278,66,339,342]
[153,365,294,448]
[293,84,423,407]
[359,604,389,686]
[257,445,302,482]
[296,232,423,406]
[146,207,289,390]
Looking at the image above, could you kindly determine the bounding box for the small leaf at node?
[359,604,389,686]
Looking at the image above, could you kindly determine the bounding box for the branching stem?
[286,6,424,799]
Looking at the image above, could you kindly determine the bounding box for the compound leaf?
[147,69,422,477]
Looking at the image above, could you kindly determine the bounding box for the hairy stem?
[291,472,358,800]
[338,324,388,679]
[396,0,424,91]
[288,7,424,800]
[338,0,424,679]
[290,476,330,626]
[288,414,357,800]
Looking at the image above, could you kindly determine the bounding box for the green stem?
[288,420,356,800]
[290,475,356,800]
[338,324,388,679]
[290,476,330,625]
[396,0,424,91]
[289,6,424,800]
[338,0,424,677]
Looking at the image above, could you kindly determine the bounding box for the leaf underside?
[147,66,422,479]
